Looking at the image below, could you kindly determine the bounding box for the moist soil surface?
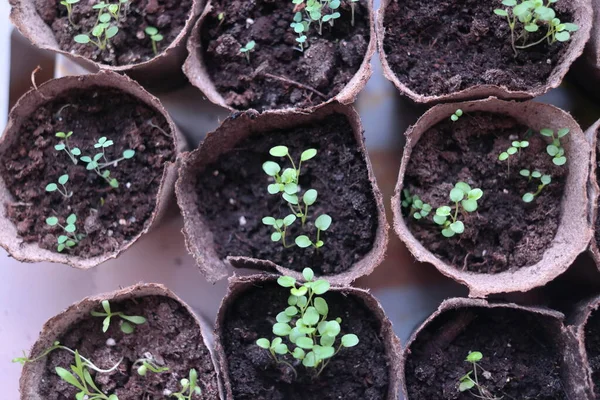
[221,282,390,399]
[0,87,175,257]
[38,295,219,399]
[201,0,370,110]
[35,0,193,66]
[405,308,567,400]
[195,114,378,276]
[383,0,573,97]
[584,308,600,394]
[403,112,567,274]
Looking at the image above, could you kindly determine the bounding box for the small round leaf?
[341,334,359,347]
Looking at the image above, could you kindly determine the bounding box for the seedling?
[46,174,72,199]
[540,127,568,166]
[520,170,551,202]
[46,213,83,252]
[290,0,344,50]
[494,0,579,55]
[291,12,309,52]
[240,40,256,63]
[401,189,432,220]
[55,131,82,165]
[171,369,202,400]
[90,300,147,334]
[60,0,80,27]
[56,350,119,400]
[459,351,501,400]
[295,214,332,249]
[450,109,463,122]
[73,0,129,51]
[498,140,529,174]
[134,354,169,376]
[80,136,135,188]
[350,0,359,26]
[434,182,483,238]
[145,26,164,55]
[256,268,360,377]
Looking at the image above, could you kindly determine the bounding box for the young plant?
[171,369,202,400]
[60,0,80,27]
[350,0,359,26]
[239,40,256,63]
[80,136,135,188]
[46,174,72,199]
[494,0,579,55]
[434,182,483,238]
[56,350,119,400]
[290,0,344,50]
[134,355,169,376]
[73,0,128,51]
[450,109,463,122]
[459,351,500,400]
[498,140,529,173]
[263,215,296,248]
[55,131,82,165]
[145,26,164,55]
[295,214,332,249]
[401,189,432,220]
[291,12,309,52]
[90,300,147,334]
[540,127,568,166]
[46,213,83,252]
[256,268,360,377]
[520,170,551,202]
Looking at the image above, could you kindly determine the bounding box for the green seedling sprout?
[291,12,309,52]
[540,127,568,166]
[494,0,579,55]
[401,189,432,220]
[450,109,463,122]
[46,174,72,199]
[145,26,164,55]
[459,351,501,400]
[498,140,529,174]
[56,350,119,400]
[263,145,332,249]
[80,136,135,188]
[90,300,147,334]
[60,0,80,27]
[55,131,81,165]
[256,268,360,378]
[171,369,202,400]
[434,182,483,238]
[134,354,169,376]
[290,0,345,50]
[520,170,551,202]
[350,0,359,26]
[74,0,128,50]
[240,40,256,63]
[46,213,84,252]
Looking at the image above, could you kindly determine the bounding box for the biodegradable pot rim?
[376,0,593,104]
[9,0,203,77]
[175,102,389,285]
[391,97,592,297]
[214,274,402,400]
[586,119,600,267]
[19,283,222,400]
[0,70,186,269]
[183,0,376,112]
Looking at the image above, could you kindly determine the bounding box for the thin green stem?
[516,32,551,49]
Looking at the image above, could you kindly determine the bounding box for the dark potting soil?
[195,114,378,275]
[403,112,567,273]
[383,0,573,96]
[221,282,390,399]
[584,308,600,395]
[38,295,218,399]
[35,0,193,66]
[405,308,567,400]
[0,87,175,257]
[201,0,370,110]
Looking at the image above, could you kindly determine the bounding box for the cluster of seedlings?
[60,0,165,55]
[262,145,332,250]
[256,268,359,377]
[13,300,202,399]
[45,130,135,252]
[493,0,579,55]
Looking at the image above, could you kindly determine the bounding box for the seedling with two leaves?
[56,350,119,400]
[401,189,432,220]
[46,174,73,198]
[55,131,82,165]
[80,136,135,188]
[239,40,256,63]
[134,354,169,376]
[450,109,463,122]
[46,213,84,252]
[459,351,501,400]
[520,169,552,202]
[145,26,164,55]
[256,268,359,377]
[171,369,202,399]
[434,182,483,238]
[498,140,529,174]
[60,0,80,27]
[90,300,147,334]
[540,127,568,165]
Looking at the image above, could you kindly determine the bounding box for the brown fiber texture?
[392,98,591,297]
[587,119,600,269]
[376,0,593,103]
[183,0,376,111]
[175,102,388,285]
[9,0,204,89]
[18,283,222,400]
[401,298,591,400]
[0,71,185,269]
[214,274,402,400]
